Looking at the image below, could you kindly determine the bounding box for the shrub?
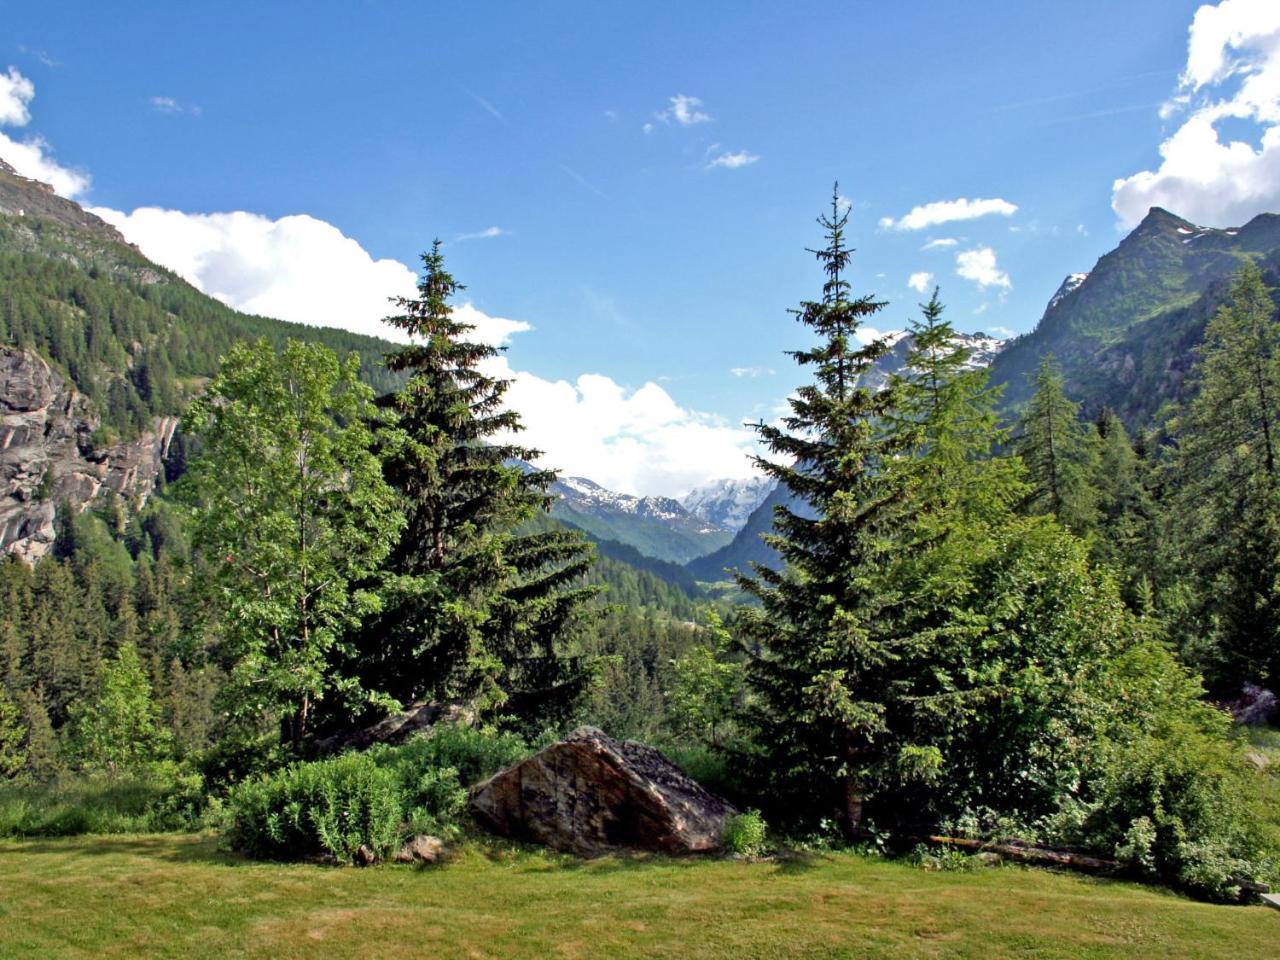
[368,723,529,787]
[402,766,469,841]
[723,809,768,857]
[228,753,403,863]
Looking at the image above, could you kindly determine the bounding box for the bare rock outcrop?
[469,726,735,856]
[1,348,178,562]
[313,701,474,755]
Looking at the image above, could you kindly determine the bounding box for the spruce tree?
[1016,355,1100,536]
[738,188,915,833]
[0,691,26,779]
[1168,261,1280,687]
[360,242,597,726]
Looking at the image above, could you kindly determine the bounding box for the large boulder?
[468,726,735,855]
[313,701,474,754]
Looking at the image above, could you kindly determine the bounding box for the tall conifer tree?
[738,188,914,833]
[361,242,597,725]
[1016,355,1100,535]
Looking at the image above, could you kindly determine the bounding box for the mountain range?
[3,156,1280,577]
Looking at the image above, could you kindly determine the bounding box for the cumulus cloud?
[956,247,1011,289]
[1112,0,1280,227]
[921,237,959,250]
[706,149,759,170]
[907,271,933,293]
[486,355,760,495]
[657,93,711,127]
[879,197,1018,231]
[0,66,89,197]
[91,203,758,494]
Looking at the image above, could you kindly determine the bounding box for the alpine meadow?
[3,1,1280,957]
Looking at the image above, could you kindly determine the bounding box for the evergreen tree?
[17,688,59,783]
[357,242,597,727]
[0,690,26,779]
[67,642,168,773]
[1167,261,1280,688]
[182,338,405,746]
[1016,355,1100,536]
[738,188,916,833]
[1091,409,1156,596]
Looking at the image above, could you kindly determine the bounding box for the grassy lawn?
[0,834,1276,959]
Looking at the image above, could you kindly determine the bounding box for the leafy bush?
[227,752,403,863]
[368,723,529,787]
[723,809,768,857]
[402,766,469,840]
[1043,642,1275,901]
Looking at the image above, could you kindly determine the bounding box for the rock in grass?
[394,835,447,864]
[468,726,735,856]
[353,845,377,867]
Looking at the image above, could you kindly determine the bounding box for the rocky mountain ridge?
[679,476,775,533]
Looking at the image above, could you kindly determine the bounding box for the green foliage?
[1016,355,1100,536]
[227,752,404,863]
[722,809,768,857]
[68,642,169,773]
[1164,261,1280,690]
[367,722,530,787]
[0,690,27,778]
[359,243,596,729]
[0,767,209,837]
[182,338,404,746]
[668,613,743,747]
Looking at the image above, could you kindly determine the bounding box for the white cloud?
[657,93,711,127]
[89,205,528,346]
[454,225,504,242]
[921,237,958,250]
[706,149,759,170]
[907,271,933,293]
[729,366,775,378]
[0,66,89,197]
[0,67,34,126]
[879,197,1018,231]
[149,95,201,116]
[988,325,1016,338]
[836,194,852,214]
[1112,0,1280,227]
[956,247,1011,289]
[90,204,757,495]
[486,355,760,496]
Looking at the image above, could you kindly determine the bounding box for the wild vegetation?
[1,189,1279,911]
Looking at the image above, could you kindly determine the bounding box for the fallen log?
[926,835,1118,873]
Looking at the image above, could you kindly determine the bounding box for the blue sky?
[3,1,1278,494]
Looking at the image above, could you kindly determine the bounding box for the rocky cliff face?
[1,348,178,562]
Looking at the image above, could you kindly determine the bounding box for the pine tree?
[1168,261,1280,687]
[738,188,916,833]
[359,242,597,726]
[0,690,26,779]
[17,688,59,783]
[1016,355,1100,535]
[1091,409,1156,595]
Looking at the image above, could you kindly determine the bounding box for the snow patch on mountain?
[680,476,776,533]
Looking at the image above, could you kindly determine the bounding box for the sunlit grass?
[0,834,1276,959]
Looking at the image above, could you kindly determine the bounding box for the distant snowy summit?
[1046,273,1089,312]
[857,329,1007,392]
[680,476,776,534]
[553,475,721,532]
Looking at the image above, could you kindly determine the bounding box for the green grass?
[1,834,1276,959]
[0,774,189,837]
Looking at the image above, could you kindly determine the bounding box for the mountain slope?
[988,207,1280,426]
[685,481,816,581]
[857,329,1005,393]
[548,474,732,565]
[0,159,404,560]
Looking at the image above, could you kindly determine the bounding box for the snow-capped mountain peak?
[680,476,776,533]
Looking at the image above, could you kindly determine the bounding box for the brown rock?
[393,835,447,864]
[313,701,475,754]
[352,844,377,867]
[469,726,735,856]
